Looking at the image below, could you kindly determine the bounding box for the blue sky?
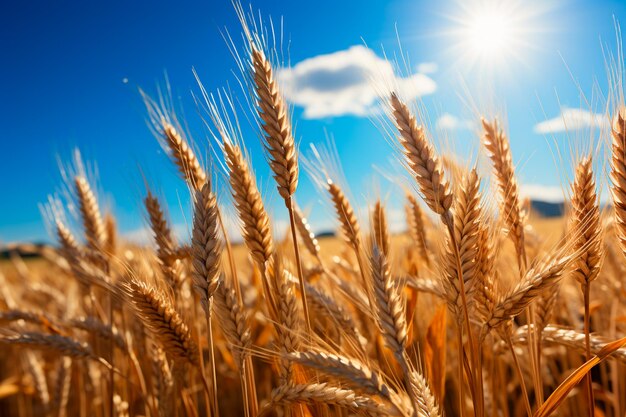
[1,0,625,244]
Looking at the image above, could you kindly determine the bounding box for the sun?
[443,0,549,74]
[466,8,515,58]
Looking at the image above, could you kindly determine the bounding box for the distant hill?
[530,200,564,218]
[0,242,49,260]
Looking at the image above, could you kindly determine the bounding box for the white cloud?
[417,62,438,74]
[123,223,191,246]
[519,184,564,203]
[278,45,436,119]
[436,113,474,131]
[534,108,608,134]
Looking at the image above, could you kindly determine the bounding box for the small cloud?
[534,108,608,134]
[417,62,438,74]
[278,45,436,119]
[520,184,564,203]
[122,77,129,84]
[387,207,408,234]
[436,113,474,131]
[123,223,191,245]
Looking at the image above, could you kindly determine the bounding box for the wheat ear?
[369,245,407,360]
[223,142,274,269]
[69,316,127,352]
[569,155,603,416]
[569,156,603,286]
[103,213,117,256]
[271,256,301,383]
[442,168,481,322]
[214,275,251,368]
[123,279,199,366]
[55,220,82,264]
[265,383,398,417]
[405,194,430,266]
[285,351,395,402]
[191,182,222,313]
[161,120,207,190]
[512,325,626,364]
[372,200,390,257]
[304,283,365,347]
[145,191,183,290]
[487,253,575,329]
[473,223,498,324]
[223,141,277,318]
[293,206,321,259]
[409,370,442,417]
[390,93,453,224]
[251,46,298,200]
[328,180,361,249]
[0,332,111,368]
[611,107,626,257]
[481,119,526,268]
[74,176,107,264]
[369,244,429,416]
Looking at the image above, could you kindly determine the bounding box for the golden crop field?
[2,3,626,417]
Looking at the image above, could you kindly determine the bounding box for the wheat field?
[2,6,626,417]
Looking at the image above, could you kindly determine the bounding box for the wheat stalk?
[52,357,72,417]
